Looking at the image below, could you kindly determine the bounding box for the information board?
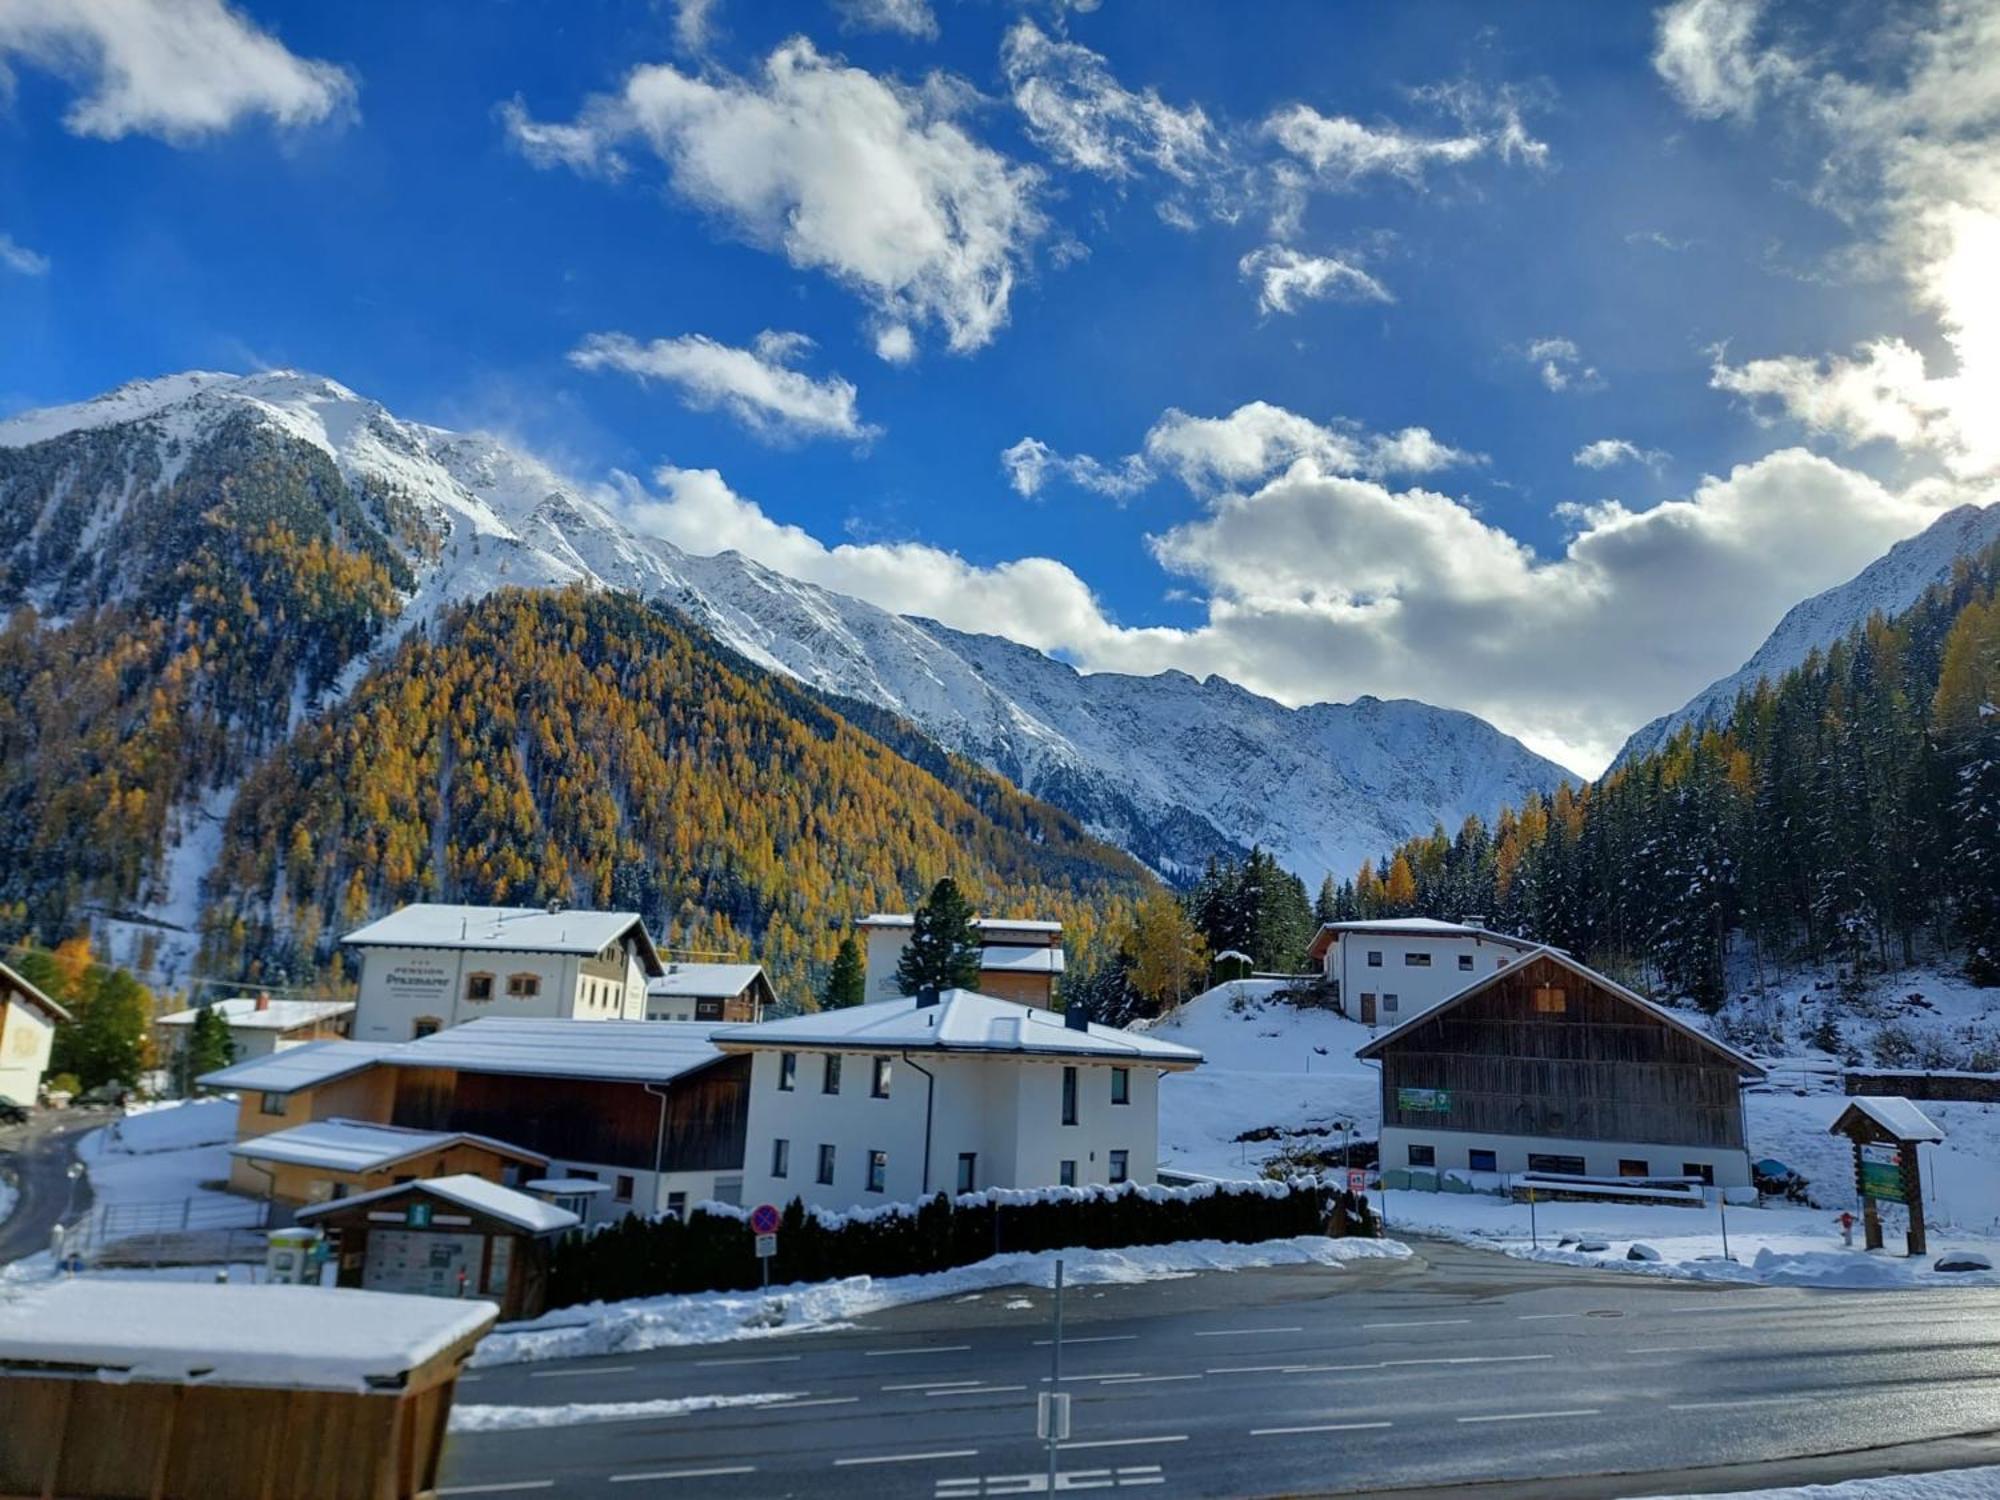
[1860,1142,1906,1202]
[1396,1087,1451,1113]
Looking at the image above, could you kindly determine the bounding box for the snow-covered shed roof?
[199,1039,399,1094]
[0,1281,495,1393]
[230,1118,545,1174]
[342,903,665,976]
[713,989,1202,1067]
[1354,947,1768,1077]
[296,1173,578,1234]
[0,959,70,1025]
[158,996,354,1032]
[978,944,1066,975]
[390,1016,728,1083]
[647,962,767,1000]
[1833,1097,1946,1143]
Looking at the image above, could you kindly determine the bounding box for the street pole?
[1718,1185,1730,1261]
[1047,1258,1065,1494]
[1528,1184,1538,1250]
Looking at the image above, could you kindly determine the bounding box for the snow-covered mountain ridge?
[0,369,1567,884]
[1615,501,2000,767]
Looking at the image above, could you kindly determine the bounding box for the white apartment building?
[855,915,1065,1008]
[712,988,1202,1214]
[0,961,68,1107]
[155,994,354,1067]
[1306,918,1540,1027]
[342,904,665,1041]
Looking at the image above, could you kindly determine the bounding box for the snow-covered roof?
[1834,1096,1946,1143]
[856,914,1063,935]
[1354,947,1768,1077]
[647,962,767,1000]
[1213,949,1253,964]
[0,1281,495,1393]
[230,1118,545,1174]
[713,989,1202,1066]
[296,1173,578,1234]
[978,944,1066,975]
[199,1040,399,1094]
[1320,918,1539,944]
[0,960,70,1025]
[342,903,664,975]
[158,996,354,1032]
[391,1016,728,1083]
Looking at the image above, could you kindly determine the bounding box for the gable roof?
[0,960,70,1025]
[229,1118,546,1174]
[199,1040,398,1095]
[159,996,353,1032]
[295,1173,578,1234]
[342,904,665,976]
[1306,918,1541,965]
[389,1016,729,1084]
[712,988,1201,1067]
[647,962,767,1000]
[1352,947,1767,1077]
[1832,1097,1945,1143]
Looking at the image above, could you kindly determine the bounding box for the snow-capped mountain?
[1615,501,2000,767]
[0,369,1566,887]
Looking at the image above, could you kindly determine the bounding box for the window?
[1618,1159,1649,1179]
[259,1092,288,1118]
[666,1192,687,1219]
[778,1052,797,1091]
[1527,1153,1586,1176]
[713,1177,742,1207]
[771,1138,790,1178]
[1061,1066,1078,1126]
[567,1168,599,1181]
[956,1153,977,1193]
[696,999,723,1021]
[1382,994,1399,1013]
[506,972,541,998]
[1407,1144,1436,1167]
[411,1016,442,1039]
[1468,1148,1497,1172]
[465,973,494,1003]
[1059,1160,1077,1187]
[867,1150,887,1193]
[615,1174,635,1202]
[1110,1067,1130,1105]
[823,1054,842,1094]
[1683,1162,1715,1186]
[1108,1149,1129,1184]
[872,1056,892,1099]
[1458,954,1475,971]
[816,1144,836,1185]
[1404,952,1431,968]
[1532,986,1568,1015]
[1366,950,1383,968]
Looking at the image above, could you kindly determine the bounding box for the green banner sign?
[1397,1087,1451,1113]
[1859,1143,1906,1203]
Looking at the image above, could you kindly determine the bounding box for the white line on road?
[1363,1318,1472,1329]
[924,1385,1027,1396]
[885,1379,988,1392]
[1098,1374,1201,1385]
[438,1485,555,1496]
[1040,1372,1148,1382]
[1457,1409,1601,1424]
[1516,1312,1582,1321]
[835,1449,981,1466]
[1628,1344,1727,1355]
[1383,1354,1554,1369]
[764,1396,862,1409]
[1192,1326,1305,1337]
[610,1467,757,1484]
[1059,1436,1190,1451]
[1667,1397,1808,1412]
[1034,1334,1138,1346]
[866,1345,975,1357]
[696,1354,803,1367]
[1251,1421,1393,1436]
[528,1364,637,1379]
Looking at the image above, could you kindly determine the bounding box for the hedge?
[546,1176,1377,1309]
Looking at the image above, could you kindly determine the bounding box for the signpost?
[1830,1099,1940,1257]
[751,1204,781,1290]
[1859,1143,1905,1202]
[1044,1258,1066,1493]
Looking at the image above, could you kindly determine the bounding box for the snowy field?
[1638,1468,2000,1499]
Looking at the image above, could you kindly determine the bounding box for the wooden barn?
[1355,949,1766,1188]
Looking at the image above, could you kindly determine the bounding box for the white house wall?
[0,997,54,1105]
[862,930,910,1003]
[350,942,646,1040]
[1333,934,1526,1026]
[1379,1125,1754,1190]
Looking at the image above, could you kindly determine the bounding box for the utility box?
[265,1226,323,1285]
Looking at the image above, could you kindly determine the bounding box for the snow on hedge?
[450,1391,799,1431]
[1633,1464,2000,1498]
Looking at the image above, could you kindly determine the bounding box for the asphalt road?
[0,1111,97,1265]
[438,1239,2000,1499]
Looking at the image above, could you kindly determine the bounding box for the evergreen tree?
[895,878,984,994]
[822,934,867,1009]
[181,1003,237,1090]
[1314,874,1339,924]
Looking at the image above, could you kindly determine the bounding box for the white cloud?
[1000,21,1220,185]
[0,0,355,143]
[1264,104,1486,190]
[674,0,721,52]
[505,38,1045,359]
[1652,0,1790,121]
[1573,438,1667,469]
[1141,402,1477,492]
[1526,335,1602,393]
[569,330,877,443]
[1238,244,1390,314]
[0,233,48,275]
[1001,437,1152,500]
[834,0,938,41]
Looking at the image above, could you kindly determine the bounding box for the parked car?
[74,1083,134,1109]
[0,1097,29,1126]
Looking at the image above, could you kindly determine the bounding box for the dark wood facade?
[1368,955,1753,1149]
[389,1055,750,1173]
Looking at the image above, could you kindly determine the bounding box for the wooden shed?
[228,1117,549,1208]
[0,1280,493,1500]
[297,1174,579,1321]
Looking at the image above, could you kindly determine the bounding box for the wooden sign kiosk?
[1829,1097,1944,1257]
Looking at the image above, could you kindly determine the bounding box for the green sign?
[407,1201,434,1228]
[1397,1087,1451,1113]
[1860,1143,1906,1203]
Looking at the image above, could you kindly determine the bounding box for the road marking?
[1034,1334,1138,1346]
[1098,1374,1201,1385]
[610,1467,757,1484]
[1628,1344,1727,1355]
[1667,1304,1741,1314]
[438,1485,554,1496]
[1040,1372,1147,1383]
[936,1465,1163,1496]
[696,1354,803,1367]
[1668,1397,1808,1412]
[925,1384,1027,1396]
[1206,1352,1550,1377]
[528,1363,637,1379]
[1059,1436,1189,1451]
[1192,1326,1305,1337]
[1251,1421,1393,1436]
[836,1449,981,1466]
[1516,1312,1581,1321]
[1363,1318,1471,1329]
[867,1345,976,1357]
[1457,1408,1601,1424]
[764,1396,862,1409]
[885,1379,988,1391]
[1383,1354,1553,1369]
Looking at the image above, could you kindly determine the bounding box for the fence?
[65,1194,272,1268]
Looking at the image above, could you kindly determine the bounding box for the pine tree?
[182,1002,238,1088]
[822,934,867,1009]
[1314,875,1339,924]
[895,878,984,994]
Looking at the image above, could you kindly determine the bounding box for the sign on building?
[1396,1087,1451,1113]
[1859,1143,1906,1203]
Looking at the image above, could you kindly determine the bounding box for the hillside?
[197,588,1152,1006]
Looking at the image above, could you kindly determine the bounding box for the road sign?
[1346,1168,1369,1195]
[754,1233,777,1259]
[750,1202,782,1234]
[1036,1391,1071,1442]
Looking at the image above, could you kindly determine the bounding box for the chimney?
[254,991,271,1013]
[1064,999,1090,1032]
[916,984,941,1009]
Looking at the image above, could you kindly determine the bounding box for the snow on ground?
[1635,1466,2000,1499]
[474,1236,1410,1367]
[78,1098,241,1200]
[0,1172,16,1225]
[449,1391,800,1432]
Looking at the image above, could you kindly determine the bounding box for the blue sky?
[2,0,1994,772]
